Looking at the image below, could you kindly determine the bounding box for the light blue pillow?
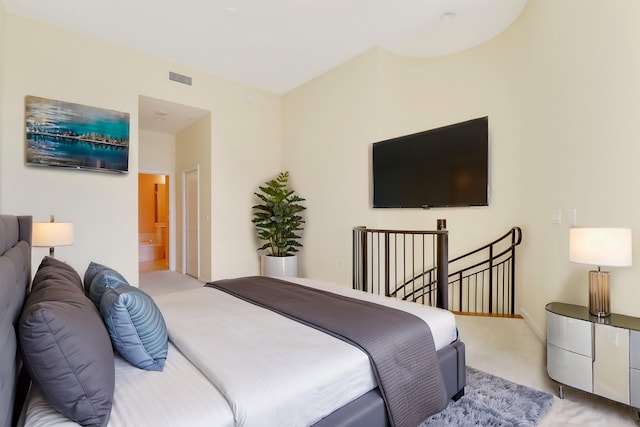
[83,261,110,293]
[88,268,129,307]
[100,285,168,371]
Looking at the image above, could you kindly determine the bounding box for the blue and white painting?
[25,96,130,173]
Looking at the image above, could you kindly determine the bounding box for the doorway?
[138,95,210,279]
[138,173,170,272]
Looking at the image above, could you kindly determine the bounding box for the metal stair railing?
[352,219,449,309]
[352,222,522,315]
[447,226,522,315]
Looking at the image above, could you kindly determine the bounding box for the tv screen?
[372,116,488,208]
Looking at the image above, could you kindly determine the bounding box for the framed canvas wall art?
[25,96,130,174]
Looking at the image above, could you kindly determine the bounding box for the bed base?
[313,339,465,427]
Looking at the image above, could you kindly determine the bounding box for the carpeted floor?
[421,366,553,426]
[139,270,203,296]
[455,315,638,426]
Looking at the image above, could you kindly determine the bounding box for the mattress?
[152,277,458,427]
[20,343,234,427]
[20,277,458,427]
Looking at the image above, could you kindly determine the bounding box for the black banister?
[384,233,390,296]
[447,226,522,314]
[352,221,449,310]
[488,244,494,313]
[436,219,448,310]
[353,224,522,315]
[510,227,521,313]
[352,226,369,292]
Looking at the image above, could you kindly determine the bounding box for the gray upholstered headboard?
[0,215,32,427]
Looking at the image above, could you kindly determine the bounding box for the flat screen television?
[372,116,488,208]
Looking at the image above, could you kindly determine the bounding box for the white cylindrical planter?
[262,255,298,278]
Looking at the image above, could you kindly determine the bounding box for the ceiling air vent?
[169,71,192,86]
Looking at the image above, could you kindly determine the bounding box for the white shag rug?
[420,366,553,426]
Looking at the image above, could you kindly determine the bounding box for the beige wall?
[139,129,175,174]
[1,13,282,284]
[282,49,381,282]
[283,0,640,339]
[517,0,640,337]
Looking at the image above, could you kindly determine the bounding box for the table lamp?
[569,227,632,317]
[33,215,74,257]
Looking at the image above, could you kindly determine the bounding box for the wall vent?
[169,71,192,86]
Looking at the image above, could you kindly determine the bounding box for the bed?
[1,214,465,427]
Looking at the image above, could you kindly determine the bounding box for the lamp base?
[589,270,610,317]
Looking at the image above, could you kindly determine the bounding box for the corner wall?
[282,49,382,283]
[283,0,640,339]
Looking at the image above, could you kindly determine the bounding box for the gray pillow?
[100,285,168,371]
[33,256,84,293]
[88,267,129,308]
[19,256,115,427]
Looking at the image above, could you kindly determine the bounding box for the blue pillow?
[83,261,110,293]
[88,268,129,308]
[100,285,168,371]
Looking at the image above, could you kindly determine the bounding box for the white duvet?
[152,277,457,427]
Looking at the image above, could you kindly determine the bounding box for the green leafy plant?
[252,171,306,257]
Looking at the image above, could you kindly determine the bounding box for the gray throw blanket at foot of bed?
[208,276,448,427]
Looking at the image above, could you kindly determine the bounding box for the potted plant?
[252,171,306,277]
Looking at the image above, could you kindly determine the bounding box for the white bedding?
[20,277,458,427]
[20,343,234,427]
[152,276,458,427]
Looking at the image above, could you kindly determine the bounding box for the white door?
[184,168,199,278]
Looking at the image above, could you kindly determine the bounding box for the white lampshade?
[33,222,75,248]
[569,227,632,267]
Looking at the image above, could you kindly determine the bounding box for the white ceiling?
[4,0,527,96]
[138,96,209,135]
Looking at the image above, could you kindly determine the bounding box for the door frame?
[183,166,200,279]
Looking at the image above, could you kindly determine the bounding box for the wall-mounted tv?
[25,96,130,174]
[372,116,489,208]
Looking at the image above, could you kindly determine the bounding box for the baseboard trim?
[452,311,523,319]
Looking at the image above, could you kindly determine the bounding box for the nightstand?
[546,302,640,407]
